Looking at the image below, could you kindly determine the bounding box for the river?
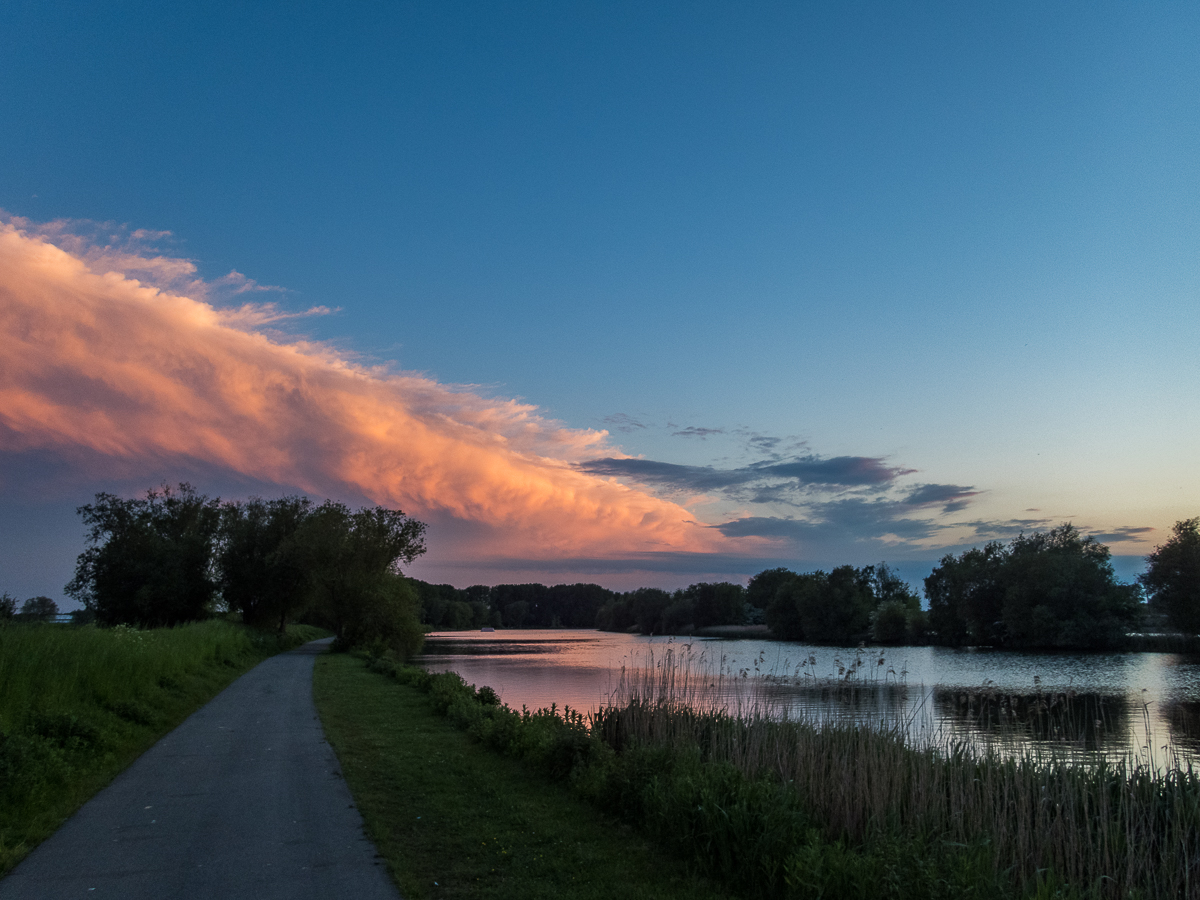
[418,629,1200,766]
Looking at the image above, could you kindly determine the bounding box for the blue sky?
[1,1,1196,599]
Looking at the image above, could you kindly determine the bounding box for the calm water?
[418,629,1200,764]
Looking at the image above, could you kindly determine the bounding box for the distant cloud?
[0,216,730,562]
[746,433,783,452]
[7,213,1106,583]
[671,425,725,439]
[715,493,959,546]
[903,483,983,512]
[1087,526,1155,543]
[578,454,915,494]
[956,517,1054,540]
[602,413,648,433]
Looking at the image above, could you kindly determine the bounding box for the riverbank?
[353,648,1200,899]
[0,620,326,874]
[313,652,729,899]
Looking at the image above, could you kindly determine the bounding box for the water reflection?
[417,629,1200,764]
[932,687,1131,755]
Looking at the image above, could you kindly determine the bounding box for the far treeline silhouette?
[416,521,1200,650]
[58,485,1199,652]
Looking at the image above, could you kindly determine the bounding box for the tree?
[217,496,312,633]
[800,566,876,643]
[924,543,1007,646]
[1141,518,1200,634]
[19,596,59,621]
[630,587,672,634]
[767,565,897,644]
[0,592,17,621]
[868,563,926,644]
[685,582,746,629]
[596,595,635,631]
[870,600,909,644]
[66,484,222,627]
[295,501,427,656]
[926,524,1140,649]
[746,568,799,611]
[1001,525,1140,649]
[767,573,817,641]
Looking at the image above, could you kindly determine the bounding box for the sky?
[1,1,1197,602]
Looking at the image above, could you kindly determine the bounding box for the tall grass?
[596,645,1200,899]
[0,619,324,873]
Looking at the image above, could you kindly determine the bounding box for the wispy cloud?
[1087,526,1155,543]
[602,413,648,433]
[0,217,731,561]
[577,454,916,493]
[671,425,725,439]
[903,483,983,512]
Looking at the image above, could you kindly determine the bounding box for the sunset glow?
[1,3,1196,596]
[0,221,735,562]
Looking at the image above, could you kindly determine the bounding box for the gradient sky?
[2,1,1197,602]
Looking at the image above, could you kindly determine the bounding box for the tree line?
[415,520,1200,651]
[12,482,1199,653]
[62,484,428,657]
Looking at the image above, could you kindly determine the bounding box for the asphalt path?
[0,638,402,900]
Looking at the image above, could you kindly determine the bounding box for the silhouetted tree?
[1001,525,1140,648]
[927,525,1140,649]
[295,501,427,656]
[67,484,222,627]
[746,568,799,611]
[631,587,672,634]
[217,496,312,633]
[19,596,59,621]
[685,581,746,629]
[1141,518,1200,634]
[925,543,1007,646]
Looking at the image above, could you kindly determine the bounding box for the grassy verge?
[313,652,731,900]
[0,619,326,873]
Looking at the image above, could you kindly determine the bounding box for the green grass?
[0,619,326,873]
[313,652,731,900]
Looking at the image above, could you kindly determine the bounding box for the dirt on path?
[0,638,401,900]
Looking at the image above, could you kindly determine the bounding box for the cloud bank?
[0,217,727,562]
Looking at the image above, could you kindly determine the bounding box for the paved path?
[0,638,401,900]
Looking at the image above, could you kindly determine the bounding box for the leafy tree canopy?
[1141,518,1200,634]
[926,524,1140,649]
[67,484,222,627]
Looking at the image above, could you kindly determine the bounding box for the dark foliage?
[67,484,222,627]
[926,524,1141,649]
[65,485,427,655]
[1141,517,1200,635]
[216,496,312,633]
[292,501,427,656]
[18,596,58,622]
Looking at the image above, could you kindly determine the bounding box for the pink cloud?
[0,218,738,562]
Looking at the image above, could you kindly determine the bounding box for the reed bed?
[595,645,1200,899]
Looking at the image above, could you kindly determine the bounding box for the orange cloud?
[0,218,729,560]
